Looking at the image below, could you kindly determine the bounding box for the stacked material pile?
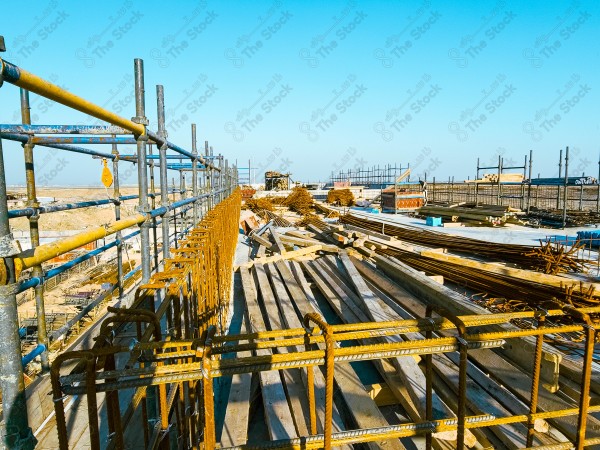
[418,203,525,227]
[243,197,274,212]
[527,207,600,228]
[283,186,313,214]
[340,214,585,274]
[326,188,355,206]
[229,213,600,449]
[466,173,524,183]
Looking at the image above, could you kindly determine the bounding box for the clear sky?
[1,0,599,186]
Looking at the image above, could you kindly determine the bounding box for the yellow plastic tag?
[101,158,113,187]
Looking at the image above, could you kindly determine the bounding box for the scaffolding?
[329,164,409,189]
[0,51,238,448]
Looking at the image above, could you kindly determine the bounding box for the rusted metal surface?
[49,297,600,449]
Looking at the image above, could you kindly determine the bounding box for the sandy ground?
[9,187,143,231]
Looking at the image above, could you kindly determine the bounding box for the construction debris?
[418,203,525,227]
[340,214,586,274]
[282,186,313,214]
[326,189,355,206]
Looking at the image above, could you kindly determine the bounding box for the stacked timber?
[466,173,524,183]
[222,217,595,448]
[417,203,525,227]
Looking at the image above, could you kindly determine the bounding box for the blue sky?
[1,0,599,186]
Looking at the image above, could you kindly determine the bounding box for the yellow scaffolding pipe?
[0,58,144,135]
[9,213,145,278]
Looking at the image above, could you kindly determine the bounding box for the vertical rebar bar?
[0,137,36,449]
[20,89,50,372]
[111,140,123,299]
[156,85,170,261]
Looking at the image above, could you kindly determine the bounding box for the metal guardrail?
[0,50,239,449]
[51,302,600,450]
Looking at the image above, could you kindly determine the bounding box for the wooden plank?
[359,261,560,447]
[267,263,347,439]
[285,261,406,450]
[253,264,310,437]
[338,251,472,445]
[250,232,274,250]
[268,225,287,254]
[304,258,466,446]
[239,266,297,440]
[279,234,340,252]
[465,347,600,443]
[284,229,316,239]
[420,249,600,292]
[220,317,253,447]
[241,245,324,268]
[365,251,562,392]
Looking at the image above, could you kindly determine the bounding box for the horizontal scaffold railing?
[0,50,239,450]
[50,301,600,450]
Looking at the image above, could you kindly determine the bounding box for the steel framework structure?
[0,54,238,449]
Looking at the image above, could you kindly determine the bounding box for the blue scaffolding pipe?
[120,154,194,160]
[1,132,119,160]
[8,195,140,218]
[22,344,46,368]
[167,163,207,170]
[31,136,137,145]
[16,198,202,293]
[0,124,130,134]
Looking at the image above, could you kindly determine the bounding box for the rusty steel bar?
[527,309,546,447]
[563,306,595,450]
[304,313,334,450]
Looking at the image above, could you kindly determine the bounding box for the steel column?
[112,140,124,299]
[191,124,198,225]
[0,137,36,449]
[156,85,170,261]
[133,59,151,283]
[562,146,569,229]
[20,89,50,372]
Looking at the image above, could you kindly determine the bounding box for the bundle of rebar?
[380,247,599,310]
[341,214,585,274]
[527,207,600,228]
[283,187,314,214]
[326,189,355,206]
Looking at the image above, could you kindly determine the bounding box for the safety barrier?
[50,302,599,449]
[0,49,238,449]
